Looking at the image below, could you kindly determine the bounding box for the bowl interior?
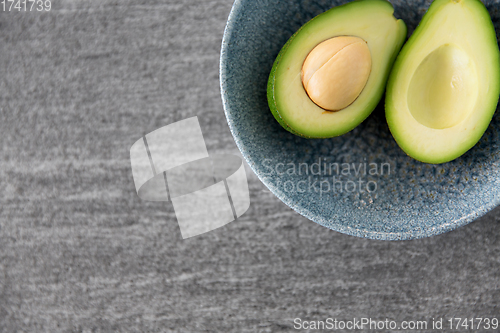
[220,0,500,240]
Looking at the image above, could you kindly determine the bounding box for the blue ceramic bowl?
[220,0,500,240]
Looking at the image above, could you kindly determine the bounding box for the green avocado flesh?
[267,0,407,139]
[386,0,500,164]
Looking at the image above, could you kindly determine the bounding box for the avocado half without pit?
[267,0,407,139]
[386,0,500,164]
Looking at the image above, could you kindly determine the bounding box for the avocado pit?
[301,36,372,111]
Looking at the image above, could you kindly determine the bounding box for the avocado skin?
[385,0,500,164]
[267,27,306,138]
[267,0,407,139]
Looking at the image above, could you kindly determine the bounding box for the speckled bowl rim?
[219,0,500,240]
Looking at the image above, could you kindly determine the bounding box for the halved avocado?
[267,0,407,138]
[385,0,500,164]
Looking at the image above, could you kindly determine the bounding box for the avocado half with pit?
[267,0,407,139]
[386,0,500,164]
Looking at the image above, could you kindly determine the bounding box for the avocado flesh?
[267,0,407,139]
[386,0,500,164]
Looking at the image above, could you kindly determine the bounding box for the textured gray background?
[0,0,499,332]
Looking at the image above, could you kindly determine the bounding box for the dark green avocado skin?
[267,28,308,138]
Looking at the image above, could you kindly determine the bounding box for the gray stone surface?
[0,1,498,332]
